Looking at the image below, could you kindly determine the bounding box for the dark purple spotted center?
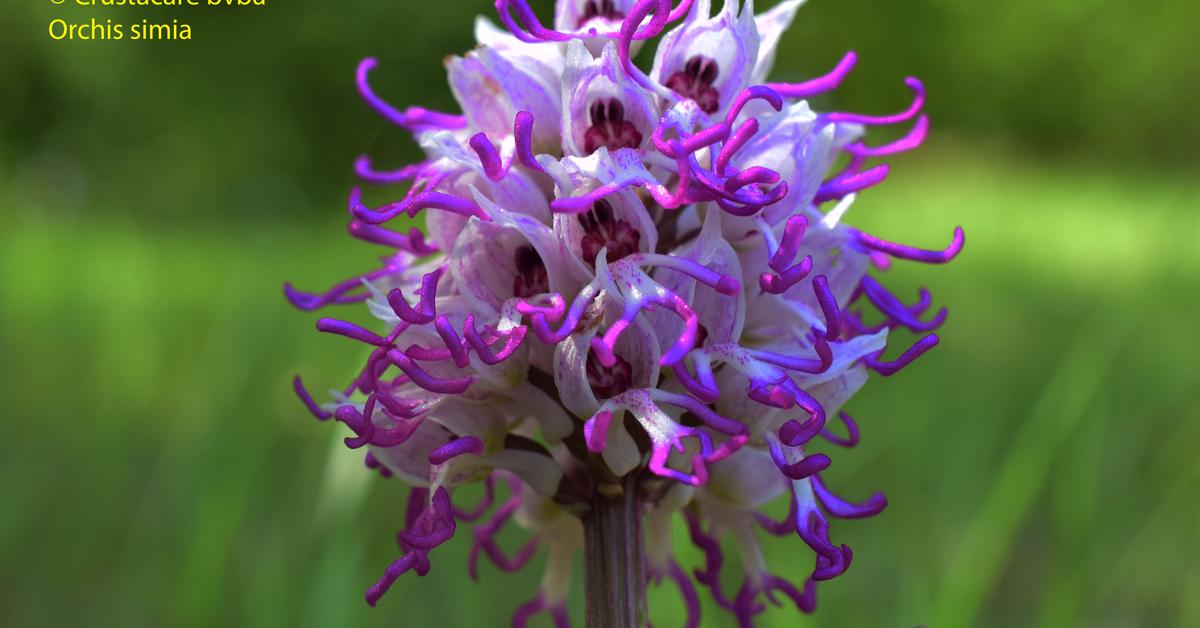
[665,55,720,114]
[587,351,633,399]
[578,200,641,266]
[583,99,644,154]
[512,245,550,298]
[578,0,624,26]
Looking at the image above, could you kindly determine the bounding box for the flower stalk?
[583,474,647,628]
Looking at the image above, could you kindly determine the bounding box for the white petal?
[750,0,806,84]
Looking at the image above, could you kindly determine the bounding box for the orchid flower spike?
[288,0,963,624]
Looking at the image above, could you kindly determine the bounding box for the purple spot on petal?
[665,56,721,114]
[583,98,644,154]
[578,0,624,27]
[512,245,550,298]
[579,200,642,266]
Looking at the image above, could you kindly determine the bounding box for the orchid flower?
[288,0,962,625]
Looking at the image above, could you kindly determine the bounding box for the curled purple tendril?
[672,337,834,409]
[334,397,378,449]
[366,487,455,607]
[859,274,947,332]
[862,333,940,376]
[511,592,571,628]
[470,133,506,181]
[283,264,396,311]
[469,474,540,580]
[827,77,925,126]
[386,349,475,394]
[815,163,890,204]
[495,0,692,44]
[453,474,496,522]
[647,559,701,628]
[589,255,739,368]
[349,218,438,255]
[350,185,487,225]
[813,475,887,519]
[795,505,853,581]
[318,317,395,347]
[776,389,829,446]
[767,51,858,99]
[760,214,814,293]
[683,508,731,608]
[768,438,832,480]
[357,58,467,132]
[644,88,790,217]
[429,436,485,465]
[854,226,965,264]
[585,392,748,486]
[511,597,571,624]
[364,451,394,478]
[354,156,430,184]
[293,375,332,420]
[514,111,544,172]
[754,498,797,537]
[732,575,816,625]
[389,268,442,324]
[715,117,759,174]
[813,276,842,339]
[846,114,930,157]
[821,412,860,448]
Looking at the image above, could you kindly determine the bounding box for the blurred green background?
[2,0,1198,626]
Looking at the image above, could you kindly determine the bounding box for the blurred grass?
[2,147,1197,626]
